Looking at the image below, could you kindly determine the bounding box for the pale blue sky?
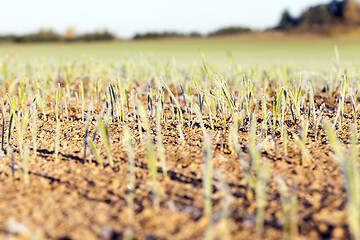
[0,0,328,38]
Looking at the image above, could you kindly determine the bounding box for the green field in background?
[1,33,360,68]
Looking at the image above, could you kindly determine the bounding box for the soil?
[0,90,354,240]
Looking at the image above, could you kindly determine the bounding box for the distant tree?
[0,35,17,43]
[207,26,251,36]
[133,32,185,40]
[14,29,62,43]
[301,5,333,26]
[78,30,115,41]
[276,0,360,31]
[343,0,360,25]
[188,32,202,38]
[278,10,299,29]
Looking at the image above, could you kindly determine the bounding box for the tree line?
[0,29,115,43]
[277,0,360,31]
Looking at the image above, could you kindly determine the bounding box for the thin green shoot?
[351,90,358,133]
[123,126,135,209]
[7,112,14,150]
[262,95,267,137]
[83,105,92,162]
[325,122,360,240]
[309,83,316,130]
[276,177,298,240]
[283,128,289,163]
[138,102,159,210]
[9,147,15,178]
[177,124,185,145]
[203,133,213,218]
[75,91,79,118]
[54,119,60,163]
[294,134,308,166]
[55,84,60,122]
[98,118,113,167]
[31,103,37,157]
[249,114,260,175]
[96,80,101,113]
[16,111,23,158]
[280,90,287,141]
[256,160,270,236]
[23,145,30,184]
[339,74,347,130]
[248,79,252,121]
[214,170,232,240]
[1,99,5,152]
[273,88,284,132]
[161,78,183,125]
[289,84,302,121]
[314,103,325,139]
[80,81,85,121]
[193,101,206,135]
[87,137,104,168]
[156,103,168,179]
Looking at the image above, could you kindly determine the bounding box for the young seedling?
[31,103,37,157]
[63,88,69,121]
[16,111,24,158]
[339,74,347,130]
[96,80,101,113]
[214,75,235,117]
[176,124,185,145]
[283,128,289,163]
[97,118,113,167]
[156,105,168,179]
[193,101,206,135]
[54,118,60,163]
[247,79,253,121]
[276,177,298,240]
[1,99,5,152]
[325,123,360,240]
[203,133,214,218]
[138,102,159,210]
[161,78,183,125]
[294,134,308,166]
[123,126,135,209]
[80,81,85,121]
[351,90,358,133]
[273,88,284,133]
[249,114,260,175]
[87,137,104,168]
[23,145,30,184]
[108,83,117,121]
[83,106,92,162]
[9,147,15,178]
[214,171,232,240]
[314,103,325,139]
[75,92,80,118]
[256,161,270,236]
[7,112,14,150]
[262,94,267,137]
[55,84,60,122]
[280,90,287,141]
[309,83,316,130]
[289,82,302,122]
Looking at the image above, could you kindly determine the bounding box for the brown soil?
[0,91,353,240]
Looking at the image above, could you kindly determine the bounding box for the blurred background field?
[1,32,360,68]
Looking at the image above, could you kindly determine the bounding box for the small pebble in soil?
[332,227,344,238]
